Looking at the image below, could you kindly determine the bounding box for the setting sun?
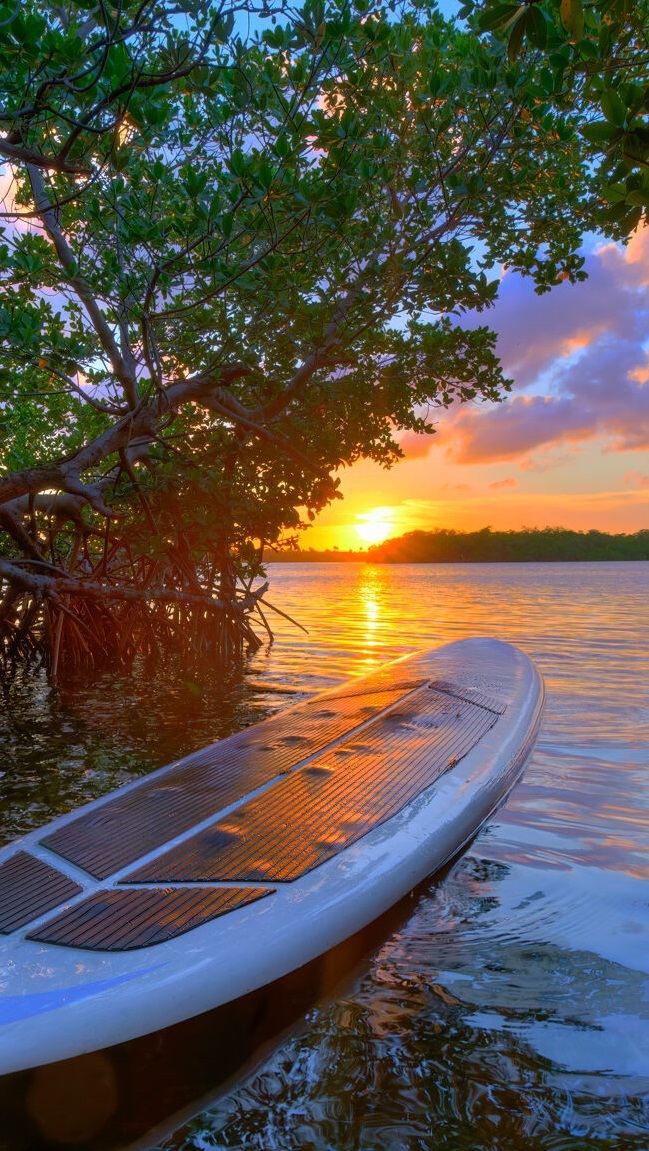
[355,507,396,546]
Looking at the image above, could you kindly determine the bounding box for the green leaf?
[214,11,235,41]
[477,3,521,33]
[112,150,130,172]
[229,149,246,177]
[257,161,274,189]
[623,128,649,163]
[560,0,584,42]
[507,11,526,63]
[526,6,548,50]
[274,135,290,158]
[581,120,614,144]
[577,39,600,61]
[601,90,626,127]
[601,182,629,203]
[619,204,643,231]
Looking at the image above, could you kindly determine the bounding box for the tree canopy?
[471,0,649,234]
[0,0,606,670]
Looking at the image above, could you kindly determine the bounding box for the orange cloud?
[398,431,435,459]
[623,225,649,280]
[629,360,649,385]
[624,470,649,489]
[560,325,607,357]
[489,477,518,490]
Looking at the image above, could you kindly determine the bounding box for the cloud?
[398,430,436,459]
[451,397,589,464]
[451,343,649,463]
[628,357,649,385]
[445,234,649,464]
[599,226,649,288]
[624,470,649,489]
[518,448,577,473]
[489,477,518,490]
[478,233,649,389]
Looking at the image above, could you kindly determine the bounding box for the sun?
[355,507,396,546]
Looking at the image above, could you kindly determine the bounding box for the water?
[1,562,648,1149]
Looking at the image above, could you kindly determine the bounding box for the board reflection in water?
[0,887,431,1150]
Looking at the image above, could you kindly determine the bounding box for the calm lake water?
[1,562,648,1150]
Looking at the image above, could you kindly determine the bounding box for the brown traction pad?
[40,681,423,880]
[124,686,499,885]
[26,885,273,951]
[0,852,82,934]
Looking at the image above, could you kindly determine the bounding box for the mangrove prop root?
[0,573,272,676]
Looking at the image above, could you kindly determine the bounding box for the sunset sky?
[305,228,649,550]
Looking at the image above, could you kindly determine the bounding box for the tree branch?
[0,139,90,174]
[0,557,269,613]
[0,365,265,510]
[26,163,140,409]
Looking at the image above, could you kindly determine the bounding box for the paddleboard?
[0,637,543,1074]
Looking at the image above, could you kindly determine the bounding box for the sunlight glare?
[355,507,396,545]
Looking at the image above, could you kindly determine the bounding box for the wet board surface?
[0,638,543,1073]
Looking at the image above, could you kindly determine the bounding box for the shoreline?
[268,555,649,563]
[268,527,649,564]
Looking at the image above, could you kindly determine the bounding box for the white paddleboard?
[0,638,543,1074]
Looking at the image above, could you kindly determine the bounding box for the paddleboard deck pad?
[0,638,543,1073]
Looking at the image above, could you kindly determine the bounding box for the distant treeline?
[368,527,649,563]
[269,527,649,564]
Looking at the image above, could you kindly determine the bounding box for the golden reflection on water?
[355,566,390,673]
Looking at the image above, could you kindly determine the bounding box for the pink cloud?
[599,226,649,289]
[451,395,596,463]
[445,238,649,464]
[457,230,648,381]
